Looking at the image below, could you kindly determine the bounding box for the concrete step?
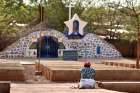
[0,81,10,93]
[101,81,140,93]
[37,62,140,81]
[102,61,137,68]
[10,83,125,93]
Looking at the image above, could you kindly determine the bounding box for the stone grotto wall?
[0,29,121,59]
[67,34,121,58]
[0,29,68,58]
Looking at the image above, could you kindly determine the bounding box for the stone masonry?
[0,29,121,59]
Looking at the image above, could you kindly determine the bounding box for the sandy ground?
[10,83,126,93]
[23,65,54,84]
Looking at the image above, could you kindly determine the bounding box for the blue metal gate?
[37,36,59,58]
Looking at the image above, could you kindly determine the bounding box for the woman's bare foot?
[96,81,103,88]
[71,84,79,89]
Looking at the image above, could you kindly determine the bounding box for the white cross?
[66,0,74,20]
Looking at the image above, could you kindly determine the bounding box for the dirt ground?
[23,65,53,84]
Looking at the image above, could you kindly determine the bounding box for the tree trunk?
[136,15,140,68]
[38,4,44,22]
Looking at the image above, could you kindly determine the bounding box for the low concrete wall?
[102,82,140,93]
[38,63,140,81]
[37,63,140,82]
[96,70,140,81]
[48,69,140,81]
[0,63,25,81]
[50,69,80,81]
[0,81,10,93]
[0,69,25,81]
[102,61,137,68]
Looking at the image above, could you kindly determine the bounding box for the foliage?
[45,0,68,31]
[0,0,140,50]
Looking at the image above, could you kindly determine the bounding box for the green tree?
[45,0,68,31]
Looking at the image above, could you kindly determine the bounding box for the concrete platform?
[0,62,25,81]
[102,59,137,68]
[0,81,10,93]
[10,83,125,93]
[101,81,140,93]
[37,60,140,81]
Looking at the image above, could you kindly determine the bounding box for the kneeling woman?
[79,62,96,89]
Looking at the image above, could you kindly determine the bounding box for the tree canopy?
[0,0,140,50]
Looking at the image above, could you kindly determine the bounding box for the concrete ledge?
[37,61,140,81]
[102,61,138,69]
[0,63,25,81]
[10,83,124,93]
[0,81,10,93]
[96,70,140,81]
[48,69,140,81]
[38,64,140,81]
[101,82,140,93]
[50,69,80,81]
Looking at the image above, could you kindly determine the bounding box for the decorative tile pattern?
[0,29,121,59]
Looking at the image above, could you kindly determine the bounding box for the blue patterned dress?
[80,67,95,79]
[79,67,96,88]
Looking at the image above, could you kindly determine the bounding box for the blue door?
[96,46,101,55]
[37,36,59,58]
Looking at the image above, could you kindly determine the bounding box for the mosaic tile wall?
[0,29,121,59]
[67,34,121,58]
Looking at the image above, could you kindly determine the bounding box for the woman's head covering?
[84,62,91,68]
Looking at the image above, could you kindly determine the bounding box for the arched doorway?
[37,36,59,58]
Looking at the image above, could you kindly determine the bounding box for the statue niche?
[64,14,87,39]
[72,20,79,35]
[67,20,83,39]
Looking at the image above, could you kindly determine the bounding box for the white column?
[69,4,72,20]
[66,0,74,20]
